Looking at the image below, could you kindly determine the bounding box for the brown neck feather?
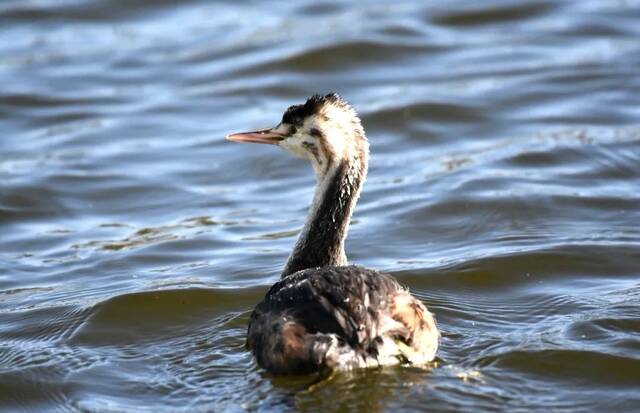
[281,152,367,277]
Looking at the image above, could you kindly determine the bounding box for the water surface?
[1,0,640,411]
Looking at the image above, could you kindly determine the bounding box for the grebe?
[227,93,438,374]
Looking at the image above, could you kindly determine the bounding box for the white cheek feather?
[280,137,309,159]
[277,119,310,159]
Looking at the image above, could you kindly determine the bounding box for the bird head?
[227,93,368,176]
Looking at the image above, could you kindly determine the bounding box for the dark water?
[1,0,640,411]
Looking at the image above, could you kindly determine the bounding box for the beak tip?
[225,133,243,143]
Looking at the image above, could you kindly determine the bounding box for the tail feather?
[387,291,439,365]
[319,292,439,369]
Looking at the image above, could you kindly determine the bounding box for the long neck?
[281,153,367,277]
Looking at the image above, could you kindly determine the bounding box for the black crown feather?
[282,92,346,125]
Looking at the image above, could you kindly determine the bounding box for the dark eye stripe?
[302,142,321,164]
[309,128,323,139]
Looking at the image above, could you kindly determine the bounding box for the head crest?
[282,92,346,124]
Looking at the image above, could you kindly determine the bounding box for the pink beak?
[225,128,286,145]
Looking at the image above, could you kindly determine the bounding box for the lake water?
[1,0,639,411]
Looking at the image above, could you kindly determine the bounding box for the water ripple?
[2,0,640,411]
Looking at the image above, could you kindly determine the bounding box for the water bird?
[226,93,438,374]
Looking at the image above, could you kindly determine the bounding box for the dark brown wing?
[250,265,401,352]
